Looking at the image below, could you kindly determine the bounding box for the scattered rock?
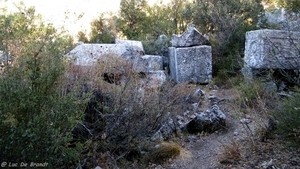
[193,88,205,97]
[261,159,274,169]
[186,135,198,142]
[183,105,226,134]
[151,113,178,141]
[240,118,251,124]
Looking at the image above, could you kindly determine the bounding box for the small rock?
[261,159,273,169]
[183,105,226,134]
[176,115,184,121]
[183,110,191,116]
[95,166,102,169]
[192,103,199,111]
[233,131,239,136]
[186,135,198,142]
[189,114,196,119]
[240,118,251,124]
[194,88,205,97]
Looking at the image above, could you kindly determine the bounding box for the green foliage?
[277,0,300,13]
[192,0,263,56]
[237,80,276,109]
[272,93,300,147]
[89,14,115,43]
[0,4,88,167]
[117,0,149,40]
[77,31,89,43]
[143,35,170,56]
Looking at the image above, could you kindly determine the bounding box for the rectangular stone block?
[115,39,145,54]
[244,29,300,69]
[133,55,163,73]
[169,46,212,83]
[65,43,140,66]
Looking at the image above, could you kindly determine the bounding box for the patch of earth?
[149,87,300,169]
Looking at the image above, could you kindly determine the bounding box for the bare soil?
[150,87,300,169]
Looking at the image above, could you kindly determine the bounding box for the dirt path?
[163,88,252,169]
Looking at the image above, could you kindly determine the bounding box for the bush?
[272,93,300,147]
[237,80,276,109]
[0,5,89,168]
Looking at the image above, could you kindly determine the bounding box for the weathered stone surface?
[65,43,140,66]
[183,105,226,134]
[169,46,212,83]
[115,39,145,55]
[281,20,300,31]
[139,71,167,88]
[244,29,300,69]
[151,113,177,141]
[133,55,163,73]
[171,24,209,47]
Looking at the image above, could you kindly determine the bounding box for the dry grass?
[148,142,181,164]
[219,139,242,165]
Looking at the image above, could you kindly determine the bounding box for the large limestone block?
[171,24,209,47]
[139,70,167,89]
[169,46,212,83]
[133,55,163,73]
[65,43,139,66]
[244,29,300,69]
[115,39,145,55]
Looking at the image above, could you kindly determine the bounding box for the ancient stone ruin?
[242,29,300,80]
[169,24,212,83]
[65,39,166,88]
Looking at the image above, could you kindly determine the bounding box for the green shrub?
[0,5,89,168]
[272,93,300,147]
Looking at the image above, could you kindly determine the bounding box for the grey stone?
[240,118,251,124]
[133,55,163,73]
[151,113,177,141]
[169,46,212,83]
[115,39,145,55]
[264,81,278,93]
[244,29,300,70]
[186,135,198,142]
[139,71,167,88]
[171,24,209,47]
[183,105,226,134]
[281,20,300,31]
[193,88,205,97]
[65,43,140,66]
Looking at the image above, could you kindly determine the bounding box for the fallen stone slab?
[171,24,209,47]
[169,45,212,83]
